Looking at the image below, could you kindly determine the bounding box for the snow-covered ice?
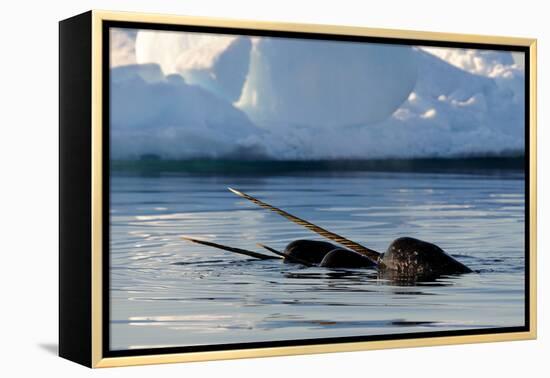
[110,30,525,160]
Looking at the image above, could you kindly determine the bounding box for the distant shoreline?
[110,156,525,176]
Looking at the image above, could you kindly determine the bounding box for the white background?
[0,0,547,376]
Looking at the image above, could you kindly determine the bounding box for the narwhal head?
[380,237,472,276]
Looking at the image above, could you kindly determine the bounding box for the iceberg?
[112,32,525,161]
[110,64,263,160]
[236,38,418,128]
[135,31,251,102]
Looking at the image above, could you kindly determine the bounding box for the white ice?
[110,32,525,160]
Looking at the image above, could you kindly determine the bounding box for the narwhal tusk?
[228,187,381,261]
[256,243,315,267]
[181,236,282,260]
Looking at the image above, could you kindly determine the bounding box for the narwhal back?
[284,240,339,264]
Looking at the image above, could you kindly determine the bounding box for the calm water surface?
[109,171,525,350]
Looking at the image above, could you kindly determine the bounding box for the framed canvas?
[59,10,537,368]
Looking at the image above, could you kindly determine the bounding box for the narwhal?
[182,188,472,278]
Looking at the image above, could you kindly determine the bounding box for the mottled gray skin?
[319,248,377,269]
[282,238,471,276]
[380,237,472,276]
[283,240,340,264]
[224,188,472,277]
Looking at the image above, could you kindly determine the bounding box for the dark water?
[109,170,525,350]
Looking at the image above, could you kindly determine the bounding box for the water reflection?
[110,171,525,350]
